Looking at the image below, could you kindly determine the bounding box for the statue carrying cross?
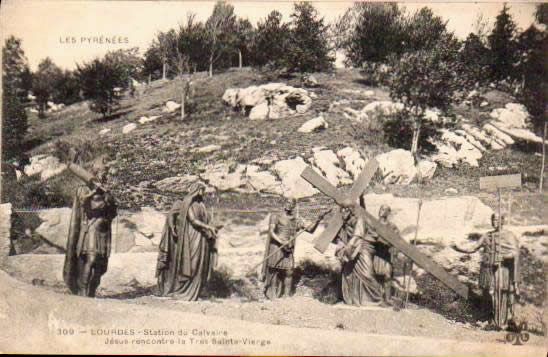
[300,158,469,300]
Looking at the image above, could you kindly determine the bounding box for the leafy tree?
[459,33,492,87]
[104,47,144,85]
[54,70,82,105]
[252,10,291,68]
[76,58,125,119]
[535,3,548,25]
[205,1,237,77]
[2,36,29,162]
[488,4,518,80]
[174,13,206,119]
[145,30,178,80]
[284,2,334,73]
[515,23,547,131]
[32,57,63,117]
[233,18,255,68]
[2,36,30,100]
[404,7,450,52]
[342,3,406,66]
[388,35,460,157]
[176,13,207,72]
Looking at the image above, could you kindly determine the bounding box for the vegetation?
[2,36,29,162]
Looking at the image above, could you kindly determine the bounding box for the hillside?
[18,68,546,214]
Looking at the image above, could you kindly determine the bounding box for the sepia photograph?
[0,0,546,355]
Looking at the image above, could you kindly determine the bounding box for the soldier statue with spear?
[260,198,330,299]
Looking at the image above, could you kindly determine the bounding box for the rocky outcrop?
[24,155,67,181]
[375,149,417,185]
[309,150,352,187]
[432,130,483,168]
[272,157,319,199]
[336,147,366,179]
[223,83,312,120]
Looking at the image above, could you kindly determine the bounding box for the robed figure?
[335,197,383,306]
[452,213,520,329]
[155,183,219,300]
[63,184,117,297]
[372,204,400,304]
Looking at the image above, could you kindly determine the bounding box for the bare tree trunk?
[541,121,547,193]
[411,120,422,160]
[238,49,242,69]
[209,59,213,78]
[162,62,167,80]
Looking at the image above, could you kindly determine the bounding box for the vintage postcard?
[0,0,546,355]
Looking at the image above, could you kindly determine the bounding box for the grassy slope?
[23,68,546,217]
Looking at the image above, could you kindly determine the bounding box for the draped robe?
[336,214,382,305]
[155,199,215,300]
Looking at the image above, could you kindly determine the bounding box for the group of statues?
[62,165,521,331]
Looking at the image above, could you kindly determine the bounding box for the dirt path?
[123,294,545,346]
[1,271,545,355]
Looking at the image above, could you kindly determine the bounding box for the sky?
[1,1,540,71]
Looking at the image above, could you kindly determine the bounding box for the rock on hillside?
[222,83,312,120]
[24,155,67,182]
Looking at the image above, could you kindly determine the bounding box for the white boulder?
[138,116,160,124]
[272,157,319,199]
[223,84,312,120]
[122,123,137,134]
[336,147,366,179]
[24,155,67,181]
[249,102,269,120]
[362,101,404,116]
[310,150,352,187]
[192,144,221,153]
[99,128,111,136]
[375,149,417,185]
[163,101,181,113]
[298,115,328,133]
[416,160,437,180]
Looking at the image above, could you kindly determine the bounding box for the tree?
[252,10,291,68]
[54,70,82,105]
[404,7,450,52]
[205,1,237,77]
[388,35,461,157]
[488,4,518,80]
[77,58,125,119]
[233,18,254,68]
[459,33,492,87]
[285,2,334,73]
[32,57,63,117]
[342,3,406,66]
[174,13,205,119]
[104,47,144,86]
[2,36,29,162]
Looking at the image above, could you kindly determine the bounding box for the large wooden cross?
[301,159,469,299]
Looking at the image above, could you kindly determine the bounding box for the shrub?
[382,110,441,154]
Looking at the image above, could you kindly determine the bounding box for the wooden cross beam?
[301,160,469,299]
